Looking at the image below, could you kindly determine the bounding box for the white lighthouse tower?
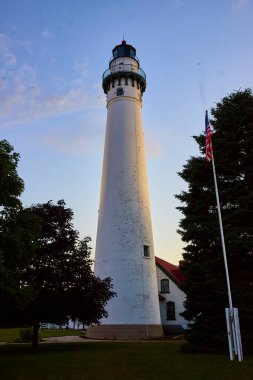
[87,41,163,339]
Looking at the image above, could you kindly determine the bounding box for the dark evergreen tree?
[176,89,253,352]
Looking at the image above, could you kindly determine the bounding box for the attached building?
[155,257,188,335]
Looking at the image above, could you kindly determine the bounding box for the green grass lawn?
[0,328,84,343]
[40,328,84,339]
[0,341,252,380]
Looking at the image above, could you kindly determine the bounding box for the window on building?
[161,279,170,293]
[116,87,124,96]
[166,301,176,320]
[143,245,150,258]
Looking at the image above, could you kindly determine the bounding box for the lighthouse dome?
[102,40,146,95]
[112,41,136,60]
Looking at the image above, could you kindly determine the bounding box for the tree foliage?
[0,140,24,209]
[176,89,253,350]
[22,200,115,348]
[0,141,115,349]
[0,140,39,327]
[0,208,40,326]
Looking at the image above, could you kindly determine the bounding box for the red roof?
[155,256,185,285]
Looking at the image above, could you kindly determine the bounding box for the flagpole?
[209,129,243,361]
[211,154,234,313]
[205,110,243,361]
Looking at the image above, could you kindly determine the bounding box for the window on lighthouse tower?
[117,87,124,96]
[143,245,150,258]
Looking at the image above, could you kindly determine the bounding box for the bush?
[17,328,33,343]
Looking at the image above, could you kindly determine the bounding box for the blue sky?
[1,0,252,264]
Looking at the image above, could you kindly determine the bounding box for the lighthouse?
[87,41,163,339]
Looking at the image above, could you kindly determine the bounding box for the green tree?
[0,140,24,209]
[0,140,39,327]
[176,89,253,351]
[67,239,115,328]
[0,208,39,327]
[23,200,115,349]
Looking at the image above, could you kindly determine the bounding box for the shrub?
[17,328,33,343]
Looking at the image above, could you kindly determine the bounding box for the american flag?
[205,110,213,162]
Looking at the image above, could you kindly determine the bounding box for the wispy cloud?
[0,82,104,127]
[145,134,163,158]
[232,0,250,11]
[71,60,89,87]
[20,40,33,54]
[40,115,105,155]
[41,29,53,39]
[145,129,173,159]
[174,0,184,6]
[0,34,104,128]
[74,61,89,76]
[0,33,16,66]
[0,34,12,54]
[2,52,16,65]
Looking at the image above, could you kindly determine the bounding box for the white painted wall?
[94,55,161,325]
[156,266,187,326]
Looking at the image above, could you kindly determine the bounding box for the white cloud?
[41,29,53,39]
[0,34,17,66]
[0,34,104,128]
[2,52,16,65]
[0,34,12,55]
[72,60,89,86]
[232,0,250,11]
[145,134,163,158]
[40,115,105,155]
[74,61,89,76]
[174,0,184,6]
[145,129,173,159]
[21,40,33,54]
[0,82,104,127]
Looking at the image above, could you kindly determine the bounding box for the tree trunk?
[32,322,40,350]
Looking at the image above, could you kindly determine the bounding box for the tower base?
[86,324,164,340]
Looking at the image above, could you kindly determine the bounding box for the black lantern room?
[102,40,146,94]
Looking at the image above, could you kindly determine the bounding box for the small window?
[117,87,124,96]
[166,301,176,320]
[161,279,170,293]
[143,245,150,258]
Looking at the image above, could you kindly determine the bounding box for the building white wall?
[156,266,187,326]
